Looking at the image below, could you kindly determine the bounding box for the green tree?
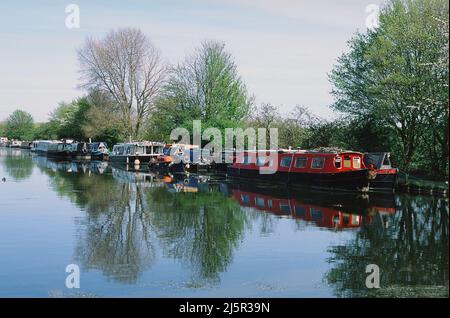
[147,41,253,141]
[81,90,127,145]
[5,109,35,140]
[42,97,91,141]
[0,122,6,137]
[330,0,449,178]
[33,121,59,140]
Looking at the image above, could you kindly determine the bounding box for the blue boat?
[89,142,110,161]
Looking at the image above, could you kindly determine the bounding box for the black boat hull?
[91,153,109,161]
[47,151,72,161]
[227,167,370,192]
[109,155,158,165]
[369,173,398,192]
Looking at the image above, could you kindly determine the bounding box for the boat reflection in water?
[159,174,212,193]
[32,155,110,175]
[225,181,396,230]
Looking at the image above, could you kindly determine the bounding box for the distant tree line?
[1,0,447,179]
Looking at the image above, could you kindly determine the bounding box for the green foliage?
[0,122,6,136]
[326,195,449,297]
[5,109,35,140]
[47,97,91,140]
[329,0,449,178]
[146,41,253,142]
[33,121,59,140]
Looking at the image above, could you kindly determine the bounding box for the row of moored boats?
[2,139,399,193]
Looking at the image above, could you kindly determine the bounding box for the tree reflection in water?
[35,159,248,284]
[326,195,449,297]
[2,149,33,181]
[36,159,156,283]
[146,182,248,282]
[74,180,156,284]
[30,155,449,293]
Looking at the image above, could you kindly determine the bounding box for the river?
[0,148,448,297]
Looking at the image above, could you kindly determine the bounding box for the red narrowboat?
[227,149,375,192]
[363,152,398,192]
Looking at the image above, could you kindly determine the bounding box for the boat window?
[241,194,251,204]
[140,146,146,154]
[311,208,323,220]
[295,157,307,168]
[295,206,306,217]
[343,214,350,225]
[343,155,351,168]
[256,156,267,166]
[353,156,361,169]
[311,157,325,169]
[243,155,250,165]
[382,155,391,167]
[280,204,290,214]
[334,156,342,169]
[255,197,265,208]
[146,146,153,155]
[268,200,273,209]
[280,156,292,168]
[351,215,360,225]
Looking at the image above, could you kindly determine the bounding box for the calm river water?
[0,148,448,297]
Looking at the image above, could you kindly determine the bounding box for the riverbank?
[397,172,449,197]
[368,285,449,298]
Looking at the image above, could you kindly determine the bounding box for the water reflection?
[326,195,449,297]
[9,151,449,296]
[1,148,33,181]
[224,181,396,230]
[147,174,247,282]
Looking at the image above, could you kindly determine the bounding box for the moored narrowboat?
[30,141,39,152]
[0,137,8,147]
[227,149,375,192]
[155,144,211,173]
[9,140,22,148]
[47,141,73,160]
[35,140,61,154]
[19,141,32,149]
[68,142,91,160]
[363,152,398,192]
[89,142,110,161]
[110,141,165,165]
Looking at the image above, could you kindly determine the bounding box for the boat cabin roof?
[114,141,165,147]
[165,143,199,149]
[241,149,364,157]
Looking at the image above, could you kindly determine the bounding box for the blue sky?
[0,0,384,122]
